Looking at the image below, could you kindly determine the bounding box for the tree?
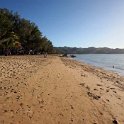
[0,8,54,55]
[0,32,20,55]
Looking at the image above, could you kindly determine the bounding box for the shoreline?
[71,54,124,76]
[70,56,124,77]
[0,55,124,124]
[61,57,124,89]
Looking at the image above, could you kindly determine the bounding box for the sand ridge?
[0,56,124,124]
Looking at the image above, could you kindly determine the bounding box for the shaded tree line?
[0,8,54,55]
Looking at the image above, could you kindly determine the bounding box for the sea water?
[74,54,124,76]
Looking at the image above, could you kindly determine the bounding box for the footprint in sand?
[96,84,102,86]
[113,91,117,93]
[113,119,118,124]
[70,105,74,109]
[106,99,109,102]
[100,88,104,90]
[79,83,85,87]
[81,74,86,77]
[85,85,90,90]
[106,89,109,92]
[110,87,115,90]
[94,88,98,91]
[87,92,101,100]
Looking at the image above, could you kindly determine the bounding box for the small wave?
[114,66,124,71]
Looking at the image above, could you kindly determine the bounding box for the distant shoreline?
[55,47,124,54]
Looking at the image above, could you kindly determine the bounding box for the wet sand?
[0,55,124,124]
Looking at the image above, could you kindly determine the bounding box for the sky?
[0,0,124,48]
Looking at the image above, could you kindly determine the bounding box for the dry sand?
[0,55,124,124]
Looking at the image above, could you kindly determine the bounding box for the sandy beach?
[0,55,124,124]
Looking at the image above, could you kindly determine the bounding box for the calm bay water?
[74,54,124,76]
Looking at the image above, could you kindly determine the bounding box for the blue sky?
[0,0,124,48]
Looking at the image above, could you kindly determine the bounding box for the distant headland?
[55,46,124,54]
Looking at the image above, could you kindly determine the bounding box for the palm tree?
[0,32,21,55]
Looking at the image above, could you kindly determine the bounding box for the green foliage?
[1,32,20,49]
[0,8,53,55]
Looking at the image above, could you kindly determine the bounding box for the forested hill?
[0,8,54,55]
[55,47,124,54]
